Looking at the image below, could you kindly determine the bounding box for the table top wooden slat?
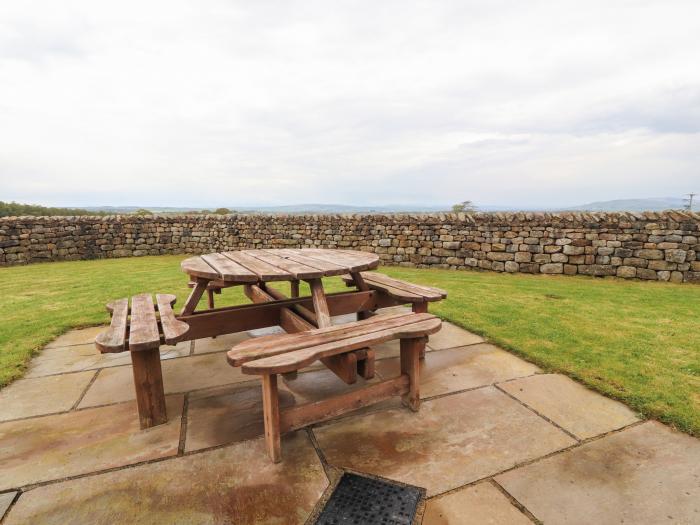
[201,253,258,282]
[128,293,161,352]
[181,249,378,283]
[291,248,377,272]
[269,249,349,276]
[223,251,294,281]
[245,250,325,279]
[181,256,223,281]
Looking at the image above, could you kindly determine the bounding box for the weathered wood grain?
[95,298,129,353]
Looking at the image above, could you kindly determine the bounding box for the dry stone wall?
[1,211,699,283]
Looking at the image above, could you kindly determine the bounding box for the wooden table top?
[181,248,380,283]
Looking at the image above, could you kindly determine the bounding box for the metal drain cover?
[313,472,423,525]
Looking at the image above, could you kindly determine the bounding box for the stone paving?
[0,311,698,524]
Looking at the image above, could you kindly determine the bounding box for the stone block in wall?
[634,249,663,260]
[514,252,532,263]
[685,272,700,282]
[563,264,577,275]
[579,265,616,276]
[519,262,540,274]
[540,263,563,274]
[551,253,568,263]
[487,252,514,262]
[664,249,687,263]
[533,254,551,263]
[636,268,658,280]
[616,266,636,278]
[648,260,676,271]
[623,257,648,268]
[504,261,519,272]
[563,245,585,255]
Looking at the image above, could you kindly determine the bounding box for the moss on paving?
[0,256,698,436]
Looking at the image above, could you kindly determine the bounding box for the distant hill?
[0,201,105,217]
[562,198,687,212]
[84,204,449,214]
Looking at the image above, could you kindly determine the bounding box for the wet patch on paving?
[4,433,327,525]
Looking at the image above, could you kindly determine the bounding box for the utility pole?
[684,193,696,211]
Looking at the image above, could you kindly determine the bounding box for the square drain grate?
[313,472,424,525]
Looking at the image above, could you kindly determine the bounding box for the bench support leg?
[131,348,167,429]
[400,337,424,411]
[412,303,429,359]
[262,374,282,463]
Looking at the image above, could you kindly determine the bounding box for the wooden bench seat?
[227,312,442,462]
[94,293,189,428]
[342,271,447,313]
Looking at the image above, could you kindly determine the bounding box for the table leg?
[262,374,282,463]
[131,348,168,429]
[400,337,424,411]
[307,278,331,328]
[181,278,209,315]
[412,303,428,359]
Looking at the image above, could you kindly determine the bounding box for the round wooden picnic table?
[180,248,379,283]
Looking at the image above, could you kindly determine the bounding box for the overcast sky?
[1,1,698,209]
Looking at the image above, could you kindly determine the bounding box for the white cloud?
[1,0,699,208]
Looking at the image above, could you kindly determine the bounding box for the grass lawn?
[1,255,698,436]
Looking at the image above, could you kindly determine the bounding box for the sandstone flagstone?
[0,395,183,491]
[314,387,575,496]
[0,371,95,422]
[3,432,327,525]
[192,331,250,354]
[426,322,484,350]
[375,344,540,398]
[44,326,105,349]
[79,352,245,408]
[423,482,532,524]
[0,492,16,521]
[185,368,387,452]
[26,341,190,378]
[496,422,700,525]
[498,374,639,439]
[185,382,293,452]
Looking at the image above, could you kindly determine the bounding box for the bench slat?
[344,272,447,302]
[129,293,161,352]
[156,294,190,345]
[240,317,441,375]
[227,312,418,365]
[95,298,129,353]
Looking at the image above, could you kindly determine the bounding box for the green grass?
[1,255,699,436]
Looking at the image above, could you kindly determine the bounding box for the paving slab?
[496,421,700,525]
[44,326,105,349]
[79,352,246,408]
[185,368,385,452]
[423,482,532,525]
[3,432,328,525]
[0,371,95,422]
[498,374,639,439]
[192,331,251,354]
[314,386,575,496]
[0,492,16,521]
[426,321,484,350]
[375,344,540,398]
[0,395,183,491]
[185,382,295,452]
[26,341,191,378]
